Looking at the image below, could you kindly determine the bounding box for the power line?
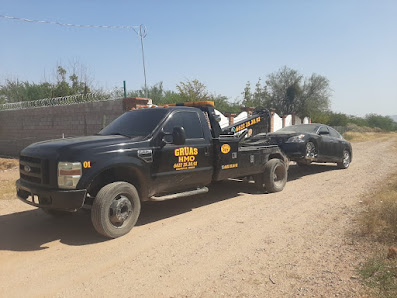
[0,14,140,34]
[1,14,149,97]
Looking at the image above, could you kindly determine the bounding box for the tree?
[242,79,266,108]
[301,73,331,117]
[242,81,252,106]
[365,114,396,131]
[243,66,331,117]
[176,79,210,102]
[263,67,304,115]
[210,94,241,113]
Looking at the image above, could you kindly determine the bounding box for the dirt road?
[1,137,396,297]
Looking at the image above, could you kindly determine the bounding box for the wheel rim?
[273,164,285,187]
[109,195,133,227]
[306,142,316,159]
[343,150,350,168]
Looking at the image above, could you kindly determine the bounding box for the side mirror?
[318,130,329,135]
[172,126,186,145]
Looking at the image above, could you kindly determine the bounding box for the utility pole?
[139,24,148,99]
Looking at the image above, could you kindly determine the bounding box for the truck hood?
[21,135,146,160]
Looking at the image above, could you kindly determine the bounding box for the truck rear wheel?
[91,182,141,238]
[264,159,287,193]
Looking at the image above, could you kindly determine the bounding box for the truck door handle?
[204,147,210,156]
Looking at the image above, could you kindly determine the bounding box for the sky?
[1,0,396,117]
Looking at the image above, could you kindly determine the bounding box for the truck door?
[151,110,213,194]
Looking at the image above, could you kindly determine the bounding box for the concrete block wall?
[0,98,149,157]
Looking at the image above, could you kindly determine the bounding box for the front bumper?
[280,143,307,160]
[16,179,86,211]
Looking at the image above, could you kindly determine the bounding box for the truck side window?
[164,111,204,139]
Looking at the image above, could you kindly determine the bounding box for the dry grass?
[357,141,397,296]
[0,158,19,200]
[0,158,19,170]
[359,172,397,239]
[0,180,16,200]
[343,132,396,143]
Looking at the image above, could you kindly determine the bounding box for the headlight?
[58,162,82,189]
[286,134,305,143]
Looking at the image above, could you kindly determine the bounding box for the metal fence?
[0,91,123,111]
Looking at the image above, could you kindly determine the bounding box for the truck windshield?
[98,109,168,138]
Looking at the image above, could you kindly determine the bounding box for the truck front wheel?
[91,182,141,238]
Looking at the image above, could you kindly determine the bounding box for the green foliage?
[130,80,240,114]
[242,79,266,108]
[366,114,396,131]
[128,82,181,105]
[265,67,304,115]
[0,64,90,102]
[358,256,397,297]
[176,79,210,102]
[347,115,369,127]
[312,111,397,132]
[211,94,241,113]
[243,66,331,117]
[327,112,349,126]
[0,79,52,102]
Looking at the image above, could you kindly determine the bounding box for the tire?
[305,141,317,159]
[91,182,141,238]
[264,159,287,193]
[337,149,351,169]
[41,208,73,216]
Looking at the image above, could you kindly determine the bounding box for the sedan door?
[316,126,337,161]
[328,127,345,161]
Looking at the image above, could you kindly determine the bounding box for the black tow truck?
[16,101,288,238]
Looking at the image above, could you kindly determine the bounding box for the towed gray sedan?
[266,124,352,169]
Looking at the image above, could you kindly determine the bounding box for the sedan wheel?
[337,149,351,169]
[305,142,317,159]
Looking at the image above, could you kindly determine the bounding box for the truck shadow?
[0,208,106,252]
[0,163,336,251]
[137,179,259,226]
[0,181,260,251]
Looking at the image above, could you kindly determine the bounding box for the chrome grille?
[19,155,49,185]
